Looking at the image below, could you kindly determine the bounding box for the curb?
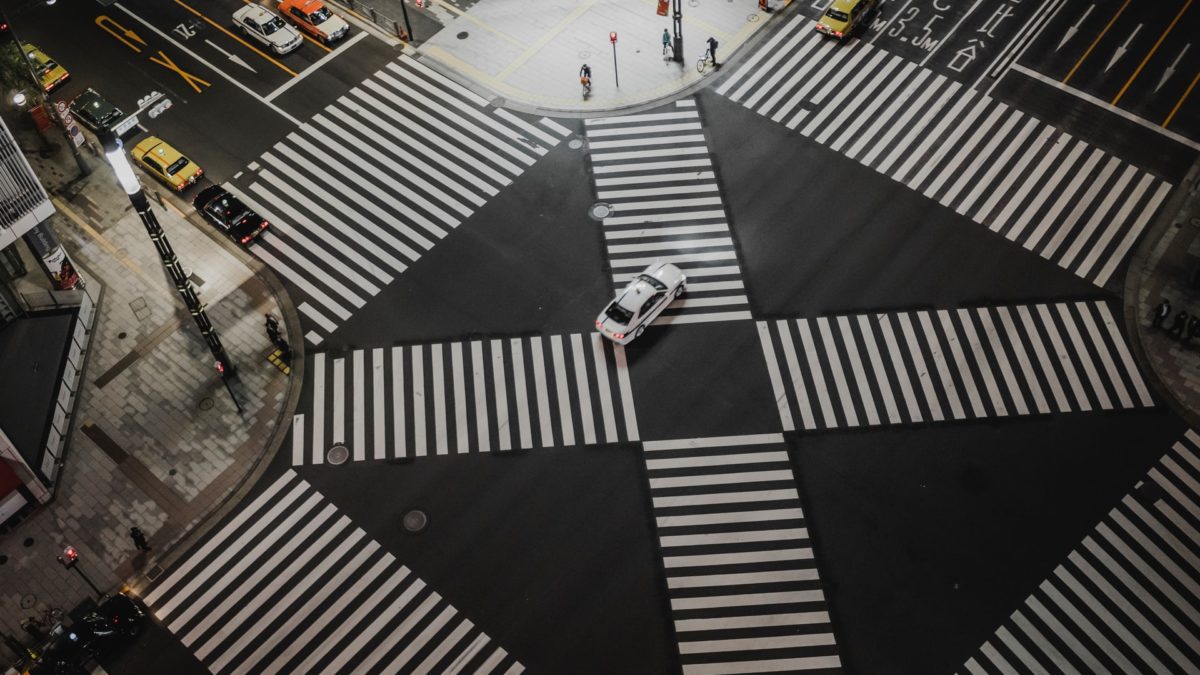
[1123,156,1200,429]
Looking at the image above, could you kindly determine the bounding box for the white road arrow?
[1155,43,1191,92]
[1106,24,1141,71]
[205,38,256,73]
[1057,4,1094,52]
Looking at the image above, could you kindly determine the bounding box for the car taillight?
[595,320,602,328]
[240,235,251,243]
[613,332,625,339]
[260,221,268,229]
[834,31,843,37]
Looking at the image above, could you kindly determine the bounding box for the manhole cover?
[589,202,614,220]
[457,31,469,40]
[327,444,350,465]
[199,397,214,411]
[579,50,592,60]
[117,332,127,340]
[402,509,429,533]
[20,594,35,609]
[748,13,760,22]
[22,537,34,547]
[568,138,584,150]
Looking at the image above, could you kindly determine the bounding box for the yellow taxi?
[130,137,204,192]
[815,0,875,40]
[22,43,69,93]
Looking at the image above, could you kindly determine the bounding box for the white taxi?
[595,261,686,344]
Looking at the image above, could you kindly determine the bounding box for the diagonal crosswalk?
[585,99,753,324]
[643,433,841,674]
[291,332,639,465]
[757,300,1153,431]
[717,15,1173,288]
[142,470,525,675]
[229,54,571,345]
[959,430,1200,674]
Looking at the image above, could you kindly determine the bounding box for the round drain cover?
[589,202,614,220]
[327,444,350,465]
[568,138,584,150]
[457,31,469,40]
[403,509,429,533]
[199,398,214,411]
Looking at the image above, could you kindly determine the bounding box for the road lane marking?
[115,2,300,125]
[149,50,212,93]
[172,0,298,76]
[265,30,367,101]
[1063,0,1129,85]
[1112,0,1193,104]
[95,15,147,52]
[1164,67,1200,128]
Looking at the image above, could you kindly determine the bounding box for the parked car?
[69,88,137,137]
[233,4,303,54]
[66,593,145,656]
[21,43,68,93]
[130,136,203,192]
[815,0,876,40]
[277,0,349,44]
[595,261,686,344]
[193,185,269,245]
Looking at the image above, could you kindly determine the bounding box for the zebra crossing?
[643,433,841,673]
[757,300,1153,431]
[960,430,1200,674]
[142,470,524,675]
[716,15,1173,288]
[291,332,639,465]
[584,99,753,324]
[228,53,571,345]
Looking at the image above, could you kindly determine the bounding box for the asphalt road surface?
[16,0,1200,673]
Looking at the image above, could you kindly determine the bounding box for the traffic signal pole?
[672,0,683,63]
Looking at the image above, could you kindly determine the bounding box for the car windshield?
[309,7,332,22]
[262,17,285,34]
[635,274,667,291]
[37,60,57,76]
[825,9,849,21]
[605,302,634,324]
[165,157,190,175]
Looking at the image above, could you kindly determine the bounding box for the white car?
[233,5,303,55]
[595,261,686,344]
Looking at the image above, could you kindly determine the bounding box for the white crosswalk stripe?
[959,430,1200,674]
[142,470,524,675]
[292,333,639,465]
[585,99,752,325]
[717,15,1173,288]
[757,300,1152,431]
[642,434,841,673]
[229,54,570,346]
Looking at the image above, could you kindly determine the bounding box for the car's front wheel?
[635,325,645,339]
[675,284,685,297]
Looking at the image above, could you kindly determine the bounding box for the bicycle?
[696,49,714,74]
[580,74,592,98]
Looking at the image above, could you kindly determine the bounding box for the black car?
[65,593,146,657]
[193,185,269,245]
[69,88,131,136]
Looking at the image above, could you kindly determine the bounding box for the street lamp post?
[100,131,241,411]
[672,0,683,63]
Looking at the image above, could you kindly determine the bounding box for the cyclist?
[579,63,592,95]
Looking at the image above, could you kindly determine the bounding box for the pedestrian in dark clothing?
[130,526,150,552]
[706,37,720,67]
[1167,311,1188,338]
[1185,316,1200,345]
[1152,299,1171,329]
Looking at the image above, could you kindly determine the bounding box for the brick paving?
[0,131,299,658]
[1129,158,1200,428]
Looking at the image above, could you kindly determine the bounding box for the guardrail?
[39,286,96,486]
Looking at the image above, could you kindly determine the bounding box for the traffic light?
[58,545,79,567]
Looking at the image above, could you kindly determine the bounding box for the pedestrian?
[706,36,720,68]
[1186,315,1200,345]
[1167,310,1188,338]
[130,526,150,552]
[662,29,672,56]
[579,63,592,96]
[1151,298,1171,329]
[265,313,282,346]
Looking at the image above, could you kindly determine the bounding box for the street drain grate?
[589,202,614,220]
[327,444,350,465]
[402,509,429,534]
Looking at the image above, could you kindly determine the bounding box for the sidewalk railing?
[39,285,96,488]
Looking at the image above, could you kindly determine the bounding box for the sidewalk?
[0,129,300,659]
[410,0,791,113]
[1127,157,1200,429]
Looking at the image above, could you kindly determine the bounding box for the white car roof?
[235,4,275,23]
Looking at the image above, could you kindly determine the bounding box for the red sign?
[609,31,617,44]
[657,0,668,16]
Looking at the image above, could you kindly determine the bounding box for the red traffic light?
[62,546,78,561]
[216,360,225,374]
[609,31,618,44]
